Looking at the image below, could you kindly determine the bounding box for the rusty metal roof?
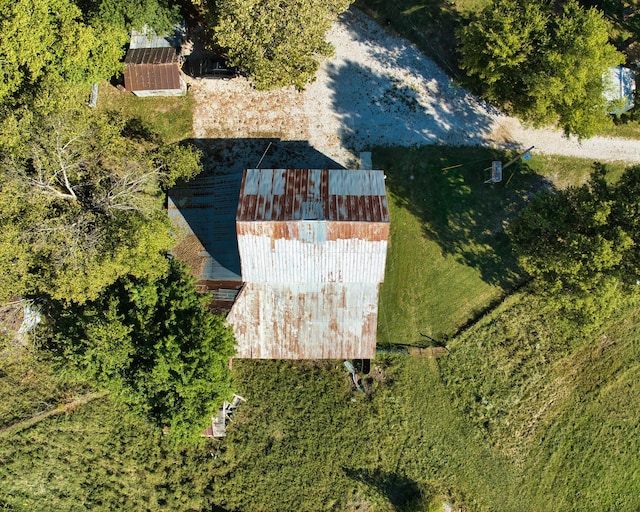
[237,169,389,222]
[228,283,379,359]
[168,174,243,282]
[229,168,390,359]
[124,47,181,92]
[236,168,389,284]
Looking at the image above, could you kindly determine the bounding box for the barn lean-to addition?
[168,168,390,360]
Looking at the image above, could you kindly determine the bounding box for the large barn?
[169,168,390,360]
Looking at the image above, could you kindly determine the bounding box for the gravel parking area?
[190,7,640,170]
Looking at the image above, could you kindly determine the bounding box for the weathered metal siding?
[124,47,182,93]
[236,169,390,285]
[237,169,389,222]
[228,283,379,359]
[229,168,390,359]
[237,228,388,283]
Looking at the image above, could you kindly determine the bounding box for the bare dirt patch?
[190,77,308,141]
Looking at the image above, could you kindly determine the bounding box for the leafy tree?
[210,0,353,90]
[0,0,126,118]
[507,164,638,325]
[47,259,236,443]
[0,110,201,304]
[458,0,623,138]
[78,0,181,35]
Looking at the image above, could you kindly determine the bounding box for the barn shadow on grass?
[375,145,554,289]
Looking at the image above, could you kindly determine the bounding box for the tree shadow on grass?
[375,145,554,289]
[344,468,425,511]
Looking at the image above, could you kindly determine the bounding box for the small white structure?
[603,66,636,114]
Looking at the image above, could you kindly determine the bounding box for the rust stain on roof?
[124,47,181,92]
[228,283,379,359]
[237,169,389,223]
[228,168,390,359]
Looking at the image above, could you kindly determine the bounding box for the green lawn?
[97,83,194,144]
[375,145,628,346]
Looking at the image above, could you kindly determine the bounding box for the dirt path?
[189,8,640,169]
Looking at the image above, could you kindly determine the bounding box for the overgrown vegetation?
[3,143,638,510]
[508,163,640,329]
[440,289,640,510]
[45,259,236,443]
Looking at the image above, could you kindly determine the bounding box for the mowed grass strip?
[375,145,536,344]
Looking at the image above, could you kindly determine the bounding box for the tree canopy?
[458,0,623,138]
[79,0,181,35]
[0,0,126,120]
[210,0,353,90]
[46,258,236,443]
[0,110,201,304]
[508,164,639,324]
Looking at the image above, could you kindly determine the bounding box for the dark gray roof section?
[168,174,243,282]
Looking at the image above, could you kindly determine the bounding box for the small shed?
[123,27,186,97]
[226,168,390,359]
[604,66,636,114]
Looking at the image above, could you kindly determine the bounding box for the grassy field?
[2,294,638,511]
[440,290,640,510]
[97,83,194,144]
[3,145,637,510]
[373,145,624,345]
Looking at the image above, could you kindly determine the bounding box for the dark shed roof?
[168,174,243,282]
[124,47,181,92]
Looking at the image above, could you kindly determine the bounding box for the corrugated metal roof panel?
[168,174,243,282]
[228,283,379,359]
[237,169,389,222]
[129,29,174,50]
[124,48,181,92]
[236,225,388,283]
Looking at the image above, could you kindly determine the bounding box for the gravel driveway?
[190,8,640,169]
